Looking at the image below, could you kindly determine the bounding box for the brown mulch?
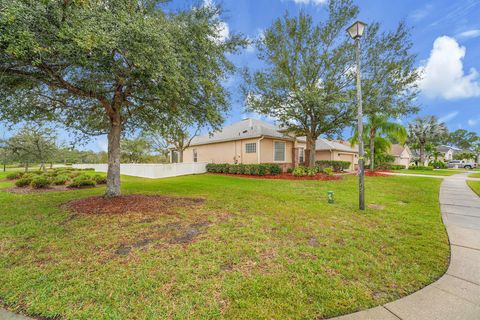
[3,185,96,194]
[364,171,391,177]
[64,194,205,215]
[209,173,342,181]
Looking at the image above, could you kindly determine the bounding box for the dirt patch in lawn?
[209,173,342,181]
[3,185,97,194]
[64,194,205,215]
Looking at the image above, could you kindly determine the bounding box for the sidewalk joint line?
[382,305,403,320]
[451,243,480,252]
[446,273,480,287]
[444,212,480,219]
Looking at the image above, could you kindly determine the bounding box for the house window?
[274,141,286,162]
[245,143,257,153]
[193,149,198,163]
[299,148,305,163]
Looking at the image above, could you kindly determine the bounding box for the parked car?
[447,160,477,169]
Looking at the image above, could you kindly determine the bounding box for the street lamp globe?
[347,21,367,40]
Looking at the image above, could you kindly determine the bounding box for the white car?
[447,160,477,169]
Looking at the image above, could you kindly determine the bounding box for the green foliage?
[292,166,307,177]
[315,160,351,172]
[93,175,107,185]
[206,163,281,176]
[6,171,22,180]
[428,161,447,169]
[409,166,434,171]
[15,177,32,187]
[322,167,333,175]
[53,175,69,186]
[375,164,406,170]
[121,137,152,163]
[31,176,51,189]
[68,175,96,188]
[243,1,359,166]
[408,116,448,162]
[445,129,479,150]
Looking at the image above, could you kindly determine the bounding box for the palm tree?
[351,114,407,170]
[408,116,447,165]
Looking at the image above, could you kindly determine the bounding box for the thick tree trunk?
[178,150,184,163]
[105,121,122,198]
[419,144,425,165]
[306,136,316,168]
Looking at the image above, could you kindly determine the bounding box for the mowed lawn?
[391,169,464,176]
[467,180,480,195]
[469,172,480,178]
[0,172,449,320]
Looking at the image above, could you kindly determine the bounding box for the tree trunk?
[105,121,122,198]
[178,150,184,163]
[25,162,29,172]
[369,133,375,171]
[306,136,316,168]
[419,144,425,165]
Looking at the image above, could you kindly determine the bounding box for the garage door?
[338,153,354,170]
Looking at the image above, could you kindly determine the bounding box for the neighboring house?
[436,145,460,161]
[388,144,413,167]
[175,118,359,171]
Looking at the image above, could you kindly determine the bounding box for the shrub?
[68,175,96,188]
[31,176,51,189]
[315,160,351,172]
[15,177,32,187]
[375,164,406,170]
[206,163,279,176]
[409,165,434,171]
[93,175,107,184]
[265,164,281,175]
[306,167,317,176]
[292,166,307,177]
[53,175,69,185]
[287,167,294,174]
[69,171,82,178]
[429,160,447,169]
[6,172,22,180]
[322,167,333,175]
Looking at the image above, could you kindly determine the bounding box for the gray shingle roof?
[189,118,293,146]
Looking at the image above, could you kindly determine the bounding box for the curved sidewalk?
[333,172,480,320]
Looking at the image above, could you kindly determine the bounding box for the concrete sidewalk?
[333,172,480,320]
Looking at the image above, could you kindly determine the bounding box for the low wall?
[72,163,207,179]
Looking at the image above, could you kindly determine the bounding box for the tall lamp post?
[347,21,366,211]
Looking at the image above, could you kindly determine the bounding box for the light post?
[347,21,366,211]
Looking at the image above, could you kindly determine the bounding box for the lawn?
[391,169,464,176]
[467,180,480,196]
[468,172,480,178]
[0,171,449,319]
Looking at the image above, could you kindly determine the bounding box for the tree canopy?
[0,0,246,196]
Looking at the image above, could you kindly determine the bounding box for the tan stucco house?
[388,144,413,167]
[173,118,359,171]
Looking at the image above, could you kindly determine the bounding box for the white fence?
[72,162,207,179]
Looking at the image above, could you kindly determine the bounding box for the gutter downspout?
[257,136,265,164]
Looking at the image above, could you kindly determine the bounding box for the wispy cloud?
[410,4,433,21]
[439,111,459,123]
[468,118,478,126]
[458,29,480,39]
[284,0,327,5]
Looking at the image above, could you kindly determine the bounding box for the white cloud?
[410,4,433,21]
[438,111,459,123]
[468,118,478,126]
[203,0,229,42]
[286,0,327,5]
[418,36,480,100]
[458,29,480,39]
[96,137,108,152]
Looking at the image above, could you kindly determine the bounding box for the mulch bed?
[3,185,97,194]
[209,173,342,181]
[64,194,205,215]
[364,171,392,177]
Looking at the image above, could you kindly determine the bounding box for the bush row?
[375,164,407,170]
[408,165,434,171]
[315,160,351,172]
[206,163,281,176]
[291,166,333,177]
[428,160,447,169]
[10,169,106,189]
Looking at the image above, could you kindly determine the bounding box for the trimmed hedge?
[315,160,351,172]
[408,166,434,171]
[206,163,281,176]
[375,164,407,170]
[31,176,51,189]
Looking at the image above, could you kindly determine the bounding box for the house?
[436,145,460,162]
[177,118,359,171]
[388,144,413,167]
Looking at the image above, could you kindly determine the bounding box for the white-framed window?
[193,149,198,163]
[299,147,305,163]
[274,141,286,162]
[245,142,257,153]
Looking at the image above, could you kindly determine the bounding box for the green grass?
[0,172,449,319]
[468,172,480,178]
[467,180,480,196]
[391,169,464,176]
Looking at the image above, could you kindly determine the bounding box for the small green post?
[327,191,334,204]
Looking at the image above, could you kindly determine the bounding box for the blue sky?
[1,0,479,151]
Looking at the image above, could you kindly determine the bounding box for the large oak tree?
[0,0,245,196]
[243,0,358,167]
